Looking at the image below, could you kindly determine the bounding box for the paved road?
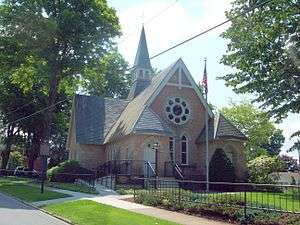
[0,193,69,225]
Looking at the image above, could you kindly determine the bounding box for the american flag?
[202,58,208,96]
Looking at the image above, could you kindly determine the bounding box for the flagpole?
[204,58,209,192]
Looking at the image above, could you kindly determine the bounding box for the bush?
[47,160,93,183]
[134,191,300,225]
[209,149,236,191]
[248,155,283,184]
[7,151,25,170]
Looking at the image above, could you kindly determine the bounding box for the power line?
[0,0,274,127]
[3,99,68,128]
[119,0,179,44]
[149,0,274,60]
[7,99,35,115]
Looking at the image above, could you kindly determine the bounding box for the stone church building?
[66,27,248,181]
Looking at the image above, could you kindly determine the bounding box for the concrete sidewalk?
[90,195,231,225]
[32,186,232,225]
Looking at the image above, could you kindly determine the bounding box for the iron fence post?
[178,186,181,207]
[241,188,248,225]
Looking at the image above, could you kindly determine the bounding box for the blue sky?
[108,0,300,160]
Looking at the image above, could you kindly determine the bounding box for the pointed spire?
[134,26,152,70]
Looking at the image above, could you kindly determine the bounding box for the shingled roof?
[134,26,152,70]
[104,60,177,143]
[74,95,129,145]
[196,113,247,143]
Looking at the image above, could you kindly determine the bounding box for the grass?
[0,177,70,202]
[45,181,98,194]
[135,187,300,212]
[44,200,179,225]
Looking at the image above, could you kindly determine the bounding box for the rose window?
[165,97,190,125]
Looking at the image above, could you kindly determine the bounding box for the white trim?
[169,136,175,162]
[145,58,213,118]
[166,83,192,88]
[179,59,213,117]
[180,134,188,165]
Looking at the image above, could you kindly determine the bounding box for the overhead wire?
[2,0,274,127]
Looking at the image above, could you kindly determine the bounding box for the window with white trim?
[169,137,175,162]
[181,135,188,164]
[165,97,191,125]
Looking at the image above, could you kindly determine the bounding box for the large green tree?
[220,0,299,120]
[82,51,132,99]
[0,0,120,151]
[0,0,121,154]
[221,102,284,160]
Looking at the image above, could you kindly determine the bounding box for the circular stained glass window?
[165,97,191,125]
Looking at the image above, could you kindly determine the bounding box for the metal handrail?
[174,163,184,179]
[145,161,157,177]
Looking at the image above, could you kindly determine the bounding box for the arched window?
[169,137,175,162]
[181,135,188,164]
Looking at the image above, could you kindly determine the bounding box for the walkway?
[32,186,232,225]
[0,193,69,225]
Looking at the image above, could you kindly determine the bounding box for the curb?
[0,192,73,225]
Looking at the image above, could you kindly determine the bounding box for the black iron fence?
[0,168,97,193]
[132,178,300,215]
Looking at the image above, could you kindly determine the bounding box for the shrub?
[209,149,236,191]
[7,151,25,170]
[47,160,93,183]
[248,155,283,184]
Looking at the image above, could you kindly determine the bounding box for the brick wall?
[150,85,206,170]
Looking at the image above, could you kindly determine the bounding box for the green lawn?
[200,191,300,212]
[137,187,300,212]
[45,181,98,194]
[44,200,179,225]
[0,177,70,202]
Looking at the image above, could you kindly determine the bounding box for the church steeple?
[134,26,152,71]
[127,26,153,99]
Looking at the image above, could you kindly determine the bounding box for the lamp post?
[153,142,160,189]
[40,142,49,194]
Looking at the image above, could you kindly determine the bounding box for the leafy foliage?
[7,150,25,170]
[0,0,121,157]
[279,155,298,172]
[221,102,284,160]
[209,148,236,182]
[47,160,93,183]
[220,0,299,120]
[82,51,132,99]
[262,129,285,156]
[248,155,283,183]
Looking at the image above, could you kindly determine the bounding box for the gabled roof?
[134,108,173,135]
[134,26,152,70]
[104,58,214,143]
[196,113,247,143]
[104,60,176,143]
[74,95,129,145]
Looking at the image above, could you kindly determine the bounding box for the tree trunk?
[41,69,60,147]
[1,125,14,169]
[27,130,42,171]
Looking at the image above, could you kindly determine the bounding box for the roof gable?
[104,60,178,143]
[196,113,247,143]
[105,58,214,143]
[133,108,173,135]
[146,58,213,117]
